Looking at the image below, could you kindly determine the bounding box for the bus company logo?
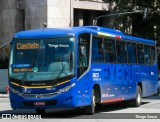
[11,64,31,68]
[22,88,32,93]
[36,94,42,98]
[92,73,101,81]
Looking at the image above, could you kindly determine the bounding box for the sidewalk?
[0,93,9,98]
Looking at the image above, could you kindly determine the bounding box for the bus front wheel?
[85,89,96,115]
[132,86,142,107]
[36,109,45,115]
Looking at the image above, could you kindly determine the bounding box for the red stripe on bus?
[101,98,124,103]
[115,35,121,39]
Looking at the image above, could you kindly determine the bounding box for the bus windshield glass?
[9,37,75,81]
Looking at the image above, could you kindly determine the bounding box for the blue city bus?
[9,26,158,114]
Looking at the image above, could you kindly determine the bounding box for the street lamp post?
[93,10,142,26]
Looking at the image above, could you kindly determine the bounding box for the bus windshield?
[9,37,75,81]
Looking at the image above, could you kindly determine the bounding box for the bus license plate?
[34,101,45,106]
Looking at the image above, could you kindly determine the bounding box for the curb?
[0,94,9,98]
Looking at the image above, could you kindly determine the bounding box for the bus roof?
[14,26,156,45]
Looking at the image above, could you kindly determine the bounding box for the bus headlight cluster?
[57,83,75,93]
[10,87,22,95]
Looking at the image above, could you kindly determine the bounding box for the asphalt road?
[0,95,160,120]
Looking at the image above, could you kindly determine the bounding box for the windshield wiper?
[53,52,74,85]
[21,50,37,84]
[53,62,68,86]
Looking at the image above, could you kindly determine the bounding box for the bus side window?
[116,41,127,63]
[127,42,137,63]
[79,46,87,67]
[92,36,104,62]
[137,44,144,64]
[78,33,90,78]
[103,38,116,63]
[144,45,150,65]
[150,46,156,65]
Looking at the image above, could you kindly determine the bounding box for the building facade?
[0,0,112,46]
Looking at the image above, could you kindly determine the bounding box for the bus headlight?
[57,83,75,93]
[10,87,21,94]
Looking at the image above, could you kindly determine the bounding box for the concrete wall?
[0,0,17,46]
[0,0,111,44]
[25,0,48,30]
[46,0,111,28]
[25,0,72,29]
[47,0,71,28]
[73,0,110,11]
[73,0,113,26]
[0,69,8,93]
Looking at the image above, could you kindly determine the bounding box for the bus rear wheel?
[36,109,45,115]
[85,89,96,115]
[132,86,142,107]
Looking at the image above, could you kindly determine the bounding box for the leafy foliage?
[101,0,160,42]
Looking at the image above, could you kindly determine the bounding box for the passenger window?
[150,46,156,65]
[103,38,116,62]
[92,36,104,62]
[137,44,144,64]
[127,42,137,63]
[116,41,127,63]
[144,45,150,65]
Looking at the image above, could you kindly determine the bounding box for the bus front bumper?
[9,85,77,110]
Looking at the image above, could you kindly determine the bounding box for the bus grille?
[20,92,58,98]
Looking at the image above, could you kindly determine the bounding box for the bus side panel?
[140,65,158,97]
[90,63,158,103]
[76,73,93,107]
[114,64,135,101]
[90,63,125,103]
[75,63,158,107]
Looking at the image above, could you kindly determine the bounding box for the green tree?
[101,0,160,41]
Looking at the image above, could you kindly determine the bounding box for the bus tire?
[154,88,159,96]
[36,109,45,115]
[85,89,96,115]
[132,86,142,107]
